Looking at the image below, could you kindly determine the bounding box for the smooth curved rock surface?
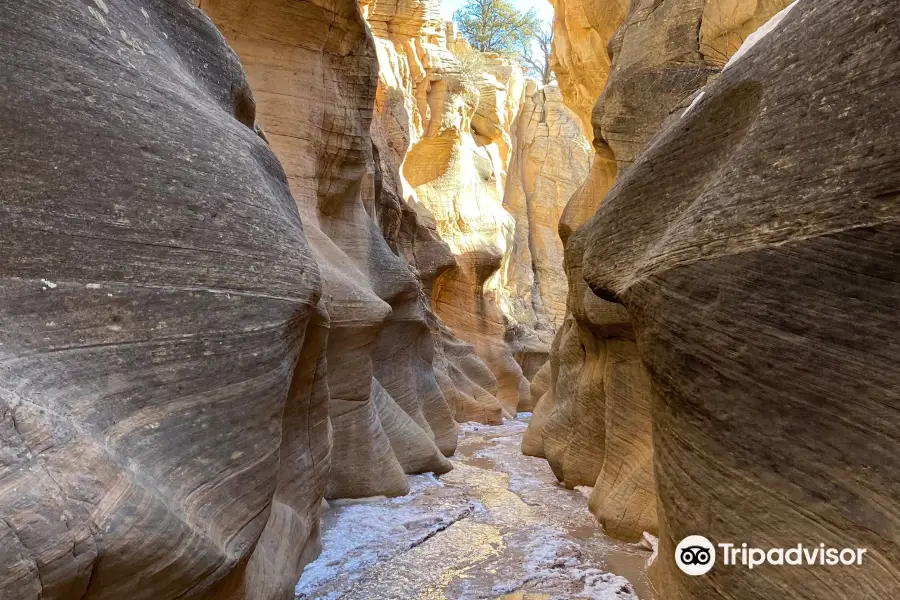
[200,0,459,502]
[522,358,551,414]
[0,1,327,598]
[532,0,797,543]
[701,0,795,66]
[408,42,531,417]
[521,328,562,458]
[598,0,793,172]
[360,0,511,424]
[582,0,900,596]
[526,141,657,541]
[547,0,627,139]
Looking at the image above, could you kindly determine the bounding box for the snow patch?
[295,472,459,597]
[575,568,638,599]
[505,530,634,597]
[459,415,529,435]
[295,502,423,593]
[638,531,657,551]
[503,530,639,600]
[458,421,486,433]
[681,91,705,118]
[724,1,800,71]
[297,418,646,599]
[40,279,58,289]
[402,471,446,492]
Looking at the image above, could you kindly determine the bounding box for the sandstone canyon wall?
[526,0,799,545]
[198,0,456,506]
[0,0,587,597]
[583,1,900,597]
[548,0,626,139]
[1,1,328,598]
[497,82,592,388]
[533,0,900,598]
[359,2,591,419]
[362,5,521,422]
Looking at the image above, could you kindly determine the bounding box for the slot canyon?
[0,0,898,599]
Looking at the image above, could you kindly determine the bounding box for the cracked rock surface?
[296,415,653,599]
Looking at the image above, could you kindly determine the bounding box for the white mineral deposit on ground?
[295,415,654,599]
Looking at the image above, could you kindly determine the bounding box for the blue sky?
[440,0,555,26]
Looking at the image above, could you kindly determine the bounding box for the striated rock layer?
[548,0,626,140]
[583,1,900,597]
[402,28,532,419]
[0,1,327,598]
[0,0,592,598]
[498,81,592,395]
[198,0,456,507]
[529,0,795,544]
[362,2,510,424]
[361,0,587,421]
[597,0,793,172]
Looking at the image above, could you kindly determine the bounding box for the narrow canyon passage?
[295,416,653,600]
[4,2,896,599]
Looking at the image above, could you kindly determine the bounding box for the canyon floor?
[295,415,654,600]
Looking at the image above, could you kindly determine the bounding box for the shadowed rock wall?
[583,1,900,597]
[529,0,795,544]
[0,1,328,598]
[535,0,900,598]
[0,0,610,597]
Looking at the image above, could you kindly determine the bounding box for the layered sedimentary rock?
[598,0,794,171]
[547,0,626,138]
[405,36,531,418]
[361,3,508,424]
[0,0,597,595]
[497,82,592,389]
[700,0,796,66]
[198,0,456,505]
[0,1,328,598]
[582,2,900,598]
[536,221,657,542]
[360,1,582,420]
[521,334,559,457]
[530,0,794,543]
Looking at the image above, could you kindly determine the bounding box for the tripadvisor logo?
[676,535,716,575]
[675,536,868,576]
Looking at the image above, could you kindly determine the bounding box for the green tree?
[453,0,541,55]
